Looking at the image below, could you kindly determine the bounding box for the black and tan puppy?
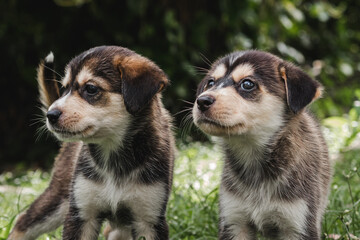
[193,50,331,240]
[9,46,175,240]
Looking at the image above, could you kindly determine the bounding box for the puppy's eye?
[240,79,255,91]
[84,84,99,95]
[207,79,215,88]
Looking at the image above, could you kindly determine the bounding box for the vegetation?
[1,0,360,239]
[1,0,360,168]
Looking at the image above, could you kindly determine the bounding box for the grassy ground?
[1,137,360,239]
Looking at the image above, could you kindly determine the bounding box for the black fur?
[122,71,166,115]
[9,46,174,240]
[194,50,331,240]
[280,62,320,113]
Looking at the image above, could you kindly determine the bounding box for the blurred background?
[1,0,359,171]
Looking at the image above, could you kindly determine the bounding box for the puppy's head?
[41,46,168,143]
[193,50,322,137]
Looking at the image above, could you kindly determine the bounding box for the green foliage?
[323,96,360,151]
[168,143,221,239]
[321,98,360,239]
[1,0,360,167]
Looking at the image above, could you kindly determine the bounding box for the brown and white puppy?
[9,46,175,240]
[193,50,332,240]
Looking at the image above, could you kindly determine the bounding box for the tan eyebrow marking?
[62,69,71,87]
[231,63,254,82]
[211,64,227,80]
[77,67,94,86]
[75,66,112,91]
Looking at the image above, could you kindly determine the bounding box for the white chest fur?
[73,174,166,224]
[220,182,308,238]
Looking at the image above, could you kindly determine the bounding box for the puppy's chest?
[73,173,165,223]
[221,182,309,234]
[222,181,280,212]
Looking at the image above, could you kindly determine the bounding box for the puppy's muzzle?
[197,95,216,112]
[47,109,62,124]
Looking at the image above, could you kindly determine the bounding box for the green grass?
[1,140,360,239]
[323,148,360,239]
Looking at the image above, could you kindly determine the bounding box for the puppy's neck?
[87,103,160,170]
[222,135,268,164]
[222,123,283,162]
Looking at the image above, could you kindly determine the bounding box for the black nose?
[47,109,62,124]
[197,95,216,112]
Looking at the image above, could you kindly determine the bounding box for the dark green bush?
[0,0,359,169]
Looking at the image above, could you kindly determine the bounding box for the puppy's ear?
[116,55,169,115]
[37,52,60,111]
[279,62,322,114]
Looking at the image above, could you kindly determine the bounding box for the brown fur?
[9,46,175,240]
[37,56,60,109]
[193,50,332,240]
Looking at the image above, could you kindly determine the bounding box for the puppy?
[9,46,175,240]
[193,50,331,240]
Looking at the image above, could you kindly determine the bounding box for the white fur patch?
[62,69,71,87]
[220,187,308,238]
[107,228,132,240]
[73,174,166,237]
[48,91,71,112]
[45,52,54,63]
[211,64,227,80]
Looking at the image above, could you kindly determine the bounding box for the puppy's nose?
[197,95,216,112]
[47,109,62,124]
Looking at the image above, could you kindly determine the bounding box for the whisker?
[192,66,210,76]
[174,107,192,117]
[34,105,48,115]
[179,99,194,105]
[40,63,63,79]
[30,105,47,127]
[35,125,50,142]
[193,66,210,75]
[179,112,194,140]
[193,66,209,72]
[29,116,46,127]
[42,78,63,84]
[199,52,212,67]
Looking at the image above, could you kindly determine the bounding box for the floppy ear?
[279,62,322,114]
[117,55,169,115]
[37,52,60,111]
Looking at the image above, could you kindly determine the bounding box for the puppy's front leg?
[219,220,257,240]
[219,228,257,240]
[153,216,169,240]
[132,216,169,240]
[62,205,102,240]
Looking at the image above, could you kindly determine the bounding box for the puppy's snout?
[47,109,62,124]
[197,95,216,112]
